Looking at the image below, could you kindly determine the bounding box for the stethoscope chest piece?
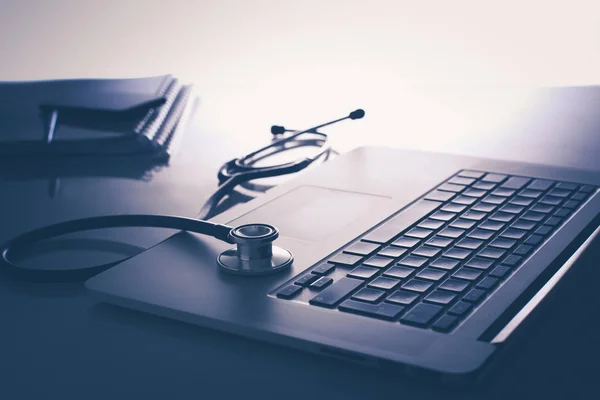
[217,223,293,275]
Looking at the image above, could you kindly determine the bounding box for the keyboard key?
[524,234,544,246]
[463,188,488,198]
[462,211,487,221]
[452,268,482,281]
[432,315,459,332]
[489,211,515,223]
[489,237,516,249]
[296,274,318,287]
[312,263,336,275]
[448,301,472,317]
[511,219,536,230]
[452,195,477,206]
[529,204,554,214]
[548,189,571,198]
[459,170,485,179]
[401,303,444,327]
[520,189,544,199]
[476,277,499,291]
[500,228,527,240]
[579,185,595,193]
[464,257,494,270]
[348,266,380,280]
[514,245,533,256]
[522,211,545,222]
[329,253,363,267]
[558,202,576,214]
[499,204,525,214]
[438,183,467,193]
[492,188,516,198]
[539,195,563,206]
[368,276,401,291]
[482,195,506,205]
[378,246,408,258]
[384,266,415,279]
[402,279,433,293]
[405,228,434,239]
[363,255,395,269]
[501,254,522,267]
[412,245,441,258]
[310,277,363,307]
[339,299,405,321]
[479,220,505,231]
[417,268,447,281]
[535,225,553,236]
[501,176,530,190]
[438,227,466,239]
[430,211,457,222]
[449,177,476,186]
[418,219,445,230]
[489,265,511,278]
[482,173,507,183]
[362,199,441,243]
[392,237,420,248]
[277,285,302,299]
[398,255,428,268]
[429,258,460,270]
[424,290,456,305]
[478,248,506,259]
[450,218,476,229]
[468,229,495,240]
[472,182,497,191]
[554,208,571,218]
[545,216,561,226]
[443,248,472,260]
[471,202,497,213]
[439,278,470,293]
[527,179,554,191]
[441,203,467,213]
[352,288,386,303]
[456,238,484,250]
[344,241,380,256]
[571,192,588,201]
[425,190,455,202]
[556,182,578,191]
[563,201,578,210]
[510,196,534,206]
[387,290,419,305]
[463,289,486,303]
[425,236,454,248]
[311,277,333,290]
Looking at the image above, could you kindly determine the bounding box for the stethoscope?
[0,109,365,281]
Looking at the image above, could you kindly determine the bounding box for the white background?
[1,0,599,154]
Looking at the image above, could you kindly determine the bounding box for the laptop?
[85,91,600,384]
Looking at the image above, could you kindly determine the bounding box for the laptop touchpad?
[228,185,387,242]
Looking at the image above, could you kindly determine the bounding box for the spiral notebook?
[0,75,195,159]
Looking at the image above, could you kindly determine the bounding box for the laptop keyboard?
[274,170,597,333]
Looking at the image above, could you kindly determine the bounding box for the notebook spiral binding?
[154,85,194,157]
[134,78,182,150]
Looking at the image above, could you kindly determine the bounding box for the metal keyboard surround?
[273,170,597,333]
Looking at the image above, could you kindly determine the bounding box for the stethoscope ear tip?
[271,125,286,135]
[349,109,365,120]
